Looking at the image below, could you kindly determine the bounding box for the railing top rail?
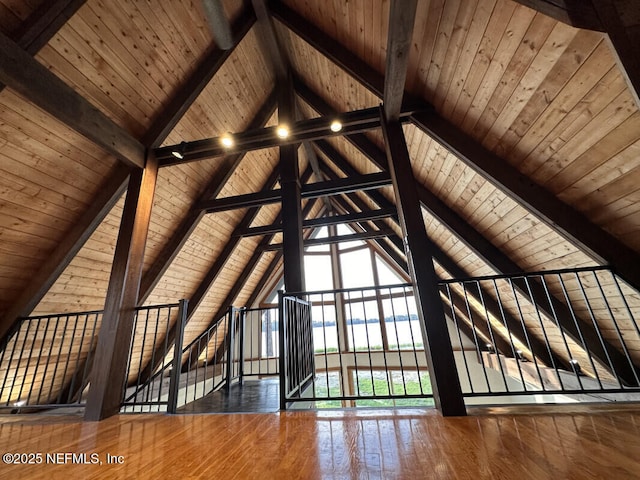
[17,302,184,323]
[283,282,414,297]
[135,302,180,311]
[181,313,229,352]
[437,265,613,285]
[18,309,105,321]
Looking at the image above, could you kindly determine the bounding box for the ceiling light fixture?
[171,141,186,160]
[330,120,343,132]
[220,133,234,148]
[276,125,289,139]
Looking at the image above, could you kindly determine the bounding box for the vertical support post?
[278,290,287,410]
[238,308,246,384]
[279,75,305,293]
[225,306,236,391]
[85,152,158,421]
[167,298,188,414]
[380,110,466,416]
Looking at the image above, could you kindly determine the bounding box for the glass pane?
[337,223,365,250]
[304,254,333,291]
[340,249,374,288]
[375,254,405,285]
[306,226,330,252]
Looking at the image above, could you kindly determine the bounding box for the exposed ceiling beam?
[141,7,256,148]
[10,0,87,54]
[85,153,158,421]
[0,0,87,95]
[265,229,394,251]
[251,0,289,81]
[383,0,417,121]
[274,3,640,293]
[511,0,604,31]
[196,171,391,213]
[302,140,332,211]
[238,207,397,237]
[156,106,417,166]
[138,90,278,304]
[270,1,424,110]
[0,31,145,169]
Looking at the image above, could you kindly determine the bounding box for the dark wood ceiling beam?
[196,171,391,213]
[329,195,407,271]
[141,7,256,148]
[511,1,604,31]
[0,0,87,93]
[12,0,86,53]
[156,106,417,166]
[265,229,394,251]
[0,31,145,168]
[383,0,418,121]
[302,139,332,211]
[251,0,289,81]
[270,1,424,110]
[277,4,640,293]
[138,91,277,304]
[238,207,397,238]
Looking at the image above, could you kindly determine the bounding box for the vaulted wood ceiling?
[0,0,639,393]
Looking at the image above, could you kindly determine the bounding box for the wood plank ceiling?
[0,0,639,400]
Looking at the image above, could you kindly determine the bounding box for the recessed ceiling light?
[220,133,234,148]
[276,125,289,139]
[330,120,342,132]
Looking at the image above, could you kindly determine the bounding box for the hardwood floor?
[0,406,639,479]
